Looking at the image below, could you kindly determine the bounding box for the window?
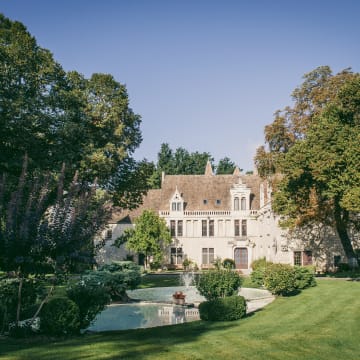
[202,248,214,265]
[209,220,214,236]
[294,251,302,266]
[170,220,176,237]
[234,220,240,236]
[203,199,208,205]
[171,247,183,265]
[177,220,183,237]
[202,220,207,236]
[234,197,239,211]
[241,219,247,236]
[294,251,312,266]
[216,199,221,205]
[105,229,112,241]
[241,197,246,210]
[172,202,182,211]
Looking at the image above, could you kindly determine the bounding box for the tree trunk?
[334,204,358,268]
[16,277,23,327]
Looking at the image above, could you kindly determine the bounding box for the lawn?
[0,280,359,360]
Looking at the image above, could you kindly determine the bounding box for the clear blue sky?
[2,0,360,171]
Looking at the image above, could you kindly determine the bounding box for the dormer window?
[170,187,184,212]
[241,197,246,210]
[234,197,239,211]
[172,202,182,211]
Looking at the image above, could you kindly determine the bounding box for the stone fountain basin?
[127,286,273,304]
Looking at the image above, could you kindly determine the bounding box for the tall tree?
[0,15,150,208]
[149,143,215,188]
[117,210,171,269]
[216,157,237,174]
[256,67,360,267]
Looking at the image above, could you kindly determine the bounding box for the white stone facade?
[100,164,350,272]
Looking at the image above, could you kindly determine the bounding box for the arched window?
[241,197,246,210]
[234,197,239,211]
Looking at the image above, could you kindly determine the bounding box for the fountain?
[179,271,195,288]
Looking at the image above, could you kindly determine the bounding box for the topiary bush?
[294,266,317,289]
[196,269,242,301]
[40,297,80,336]
[263,263,297,296]
[199,295,246,321]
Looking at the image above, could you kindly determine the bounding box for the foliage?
[0,14,150,207]
[0,278,44,334]
[222,258,235,269]
[216,157,238,174]
[66,277,110,330]
[196,269,242,301]
[255,66,360,266]
[263,263,297,296]
[40,297,80,336]
[0,158,111,275]
[199,295,246,321]
[118,210,172,269]
[87,261,141,300]
[293,266,317,290]
[250,258,273,287]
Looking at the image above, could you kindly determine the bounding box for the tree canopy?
[0,14,151,208]
[149,143,239,187]
[117,210,172,269]
[255,66,360,266]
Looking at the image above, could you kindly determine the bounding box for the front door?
[234,247,248,269]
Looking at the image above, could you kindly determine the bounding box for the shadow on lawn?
[0,320,240,360]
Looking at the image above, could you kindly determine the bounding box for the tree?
[119,210,171,269]
[149,143,216,188]
[0,15,150,208]
[216,157,238,174]
[260,68,360,267]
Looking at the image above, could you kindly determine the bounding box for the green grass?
[1,280,359,360]
[139,273,182,288]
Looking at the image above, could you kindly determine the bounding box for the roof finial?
[205,160,213,176]
[233,166,241,176]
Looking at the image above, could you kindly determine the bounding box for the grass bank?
[1,280,359,360]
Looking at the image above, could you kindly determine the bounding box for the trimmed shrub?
[294,266,317,289]
[199,295,246,321]
[196,269,242,301]
[264,263,297,295]
[40,297,80,336]
[222,258,235,269]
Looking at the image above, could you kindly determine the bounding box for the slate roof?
[110,166,268,224]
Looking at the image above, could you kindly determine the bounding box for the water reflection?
[87,303,200,332]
